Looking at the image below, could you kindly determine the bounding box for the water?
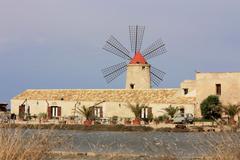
[53,130,240,158]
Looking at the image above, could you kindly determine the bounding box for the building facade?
[11,72,240,120]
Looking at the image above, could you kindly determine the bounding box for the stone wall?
[125,64,151,89]
[196,72,240,106]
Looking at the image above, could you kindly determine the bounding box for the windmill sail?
[150,66,166,86]
[142,39,167,60]
[102,62,127,83]
[129,25,145,53]
[103,35,131,60]
[102,26,167,87]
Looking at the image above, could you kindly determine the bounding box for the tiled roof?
[12,89,196,104]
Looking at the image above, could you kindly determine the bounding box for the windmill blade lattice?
[150,66,166,86]
[102,62,128,83]
[142,39,167,60]
[101,25,167,87]
[129,25,145,53]
[103,35,131,60]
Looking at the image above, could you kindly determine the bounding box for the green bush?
[154,115,168,124]
[200,95,221,120]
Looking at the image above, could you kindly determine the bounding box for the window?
[130,83,135,89]
[141,107,152,119]
[183,88,189,95]
[216,84,221,95]
[48,106,61,119]
[51,106,58,117]
[93,106,103,118]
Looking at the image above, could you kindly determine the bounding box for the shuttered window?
[57,107,61,117]
[47,106,61,119]
[141,107,152,119]
[51,106,58,117]
[47,107,51,119]
[93,107,103,118]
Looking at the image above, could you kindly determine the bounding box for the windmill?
[102,25,167,89]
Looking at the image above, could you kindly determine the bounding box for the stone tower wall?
[125,64,151,89]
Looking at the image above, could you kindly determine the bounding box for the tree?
[127,103,144,119]
[164,105,179,118]
[200,95,221,120]
[221,104,240,123]
[76,105,93,120]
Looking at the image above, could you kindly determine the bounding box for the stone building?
[11,72,240,120]
[11,89,195,120]
[181,72,240,116]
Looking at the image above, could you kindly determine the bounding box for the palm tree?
[221,104,240,124]
[127,103,145,119]
[76,105,93,121]
[164,105,179,118]
[127,103,146,125]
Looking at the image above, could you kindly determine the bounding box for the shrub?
[124,118,131,125]
[154,115,168,124]
[38,113,47,120]
[200,95,221,120]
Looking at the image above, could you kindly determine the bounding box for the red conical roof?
[130,52,147,64]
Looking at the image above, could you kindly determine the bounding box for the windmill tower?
[102,25,167,89]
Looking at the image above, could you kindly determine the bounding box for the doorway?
[19,105,25,119]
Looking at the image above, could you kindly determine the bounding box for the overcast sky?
[0,0,240,102]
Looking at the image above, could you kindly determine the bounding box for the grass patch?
[0,124,154,132]
[0,124,65,160]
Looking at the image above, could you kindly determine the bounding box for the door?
[19,105,25,119]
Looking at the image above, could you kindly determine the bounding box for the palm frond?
[127,103,146,119]
[221,104,240,118]
[76,105,92,120]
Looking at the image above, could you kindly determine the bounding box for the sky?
[0,0,240,102]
